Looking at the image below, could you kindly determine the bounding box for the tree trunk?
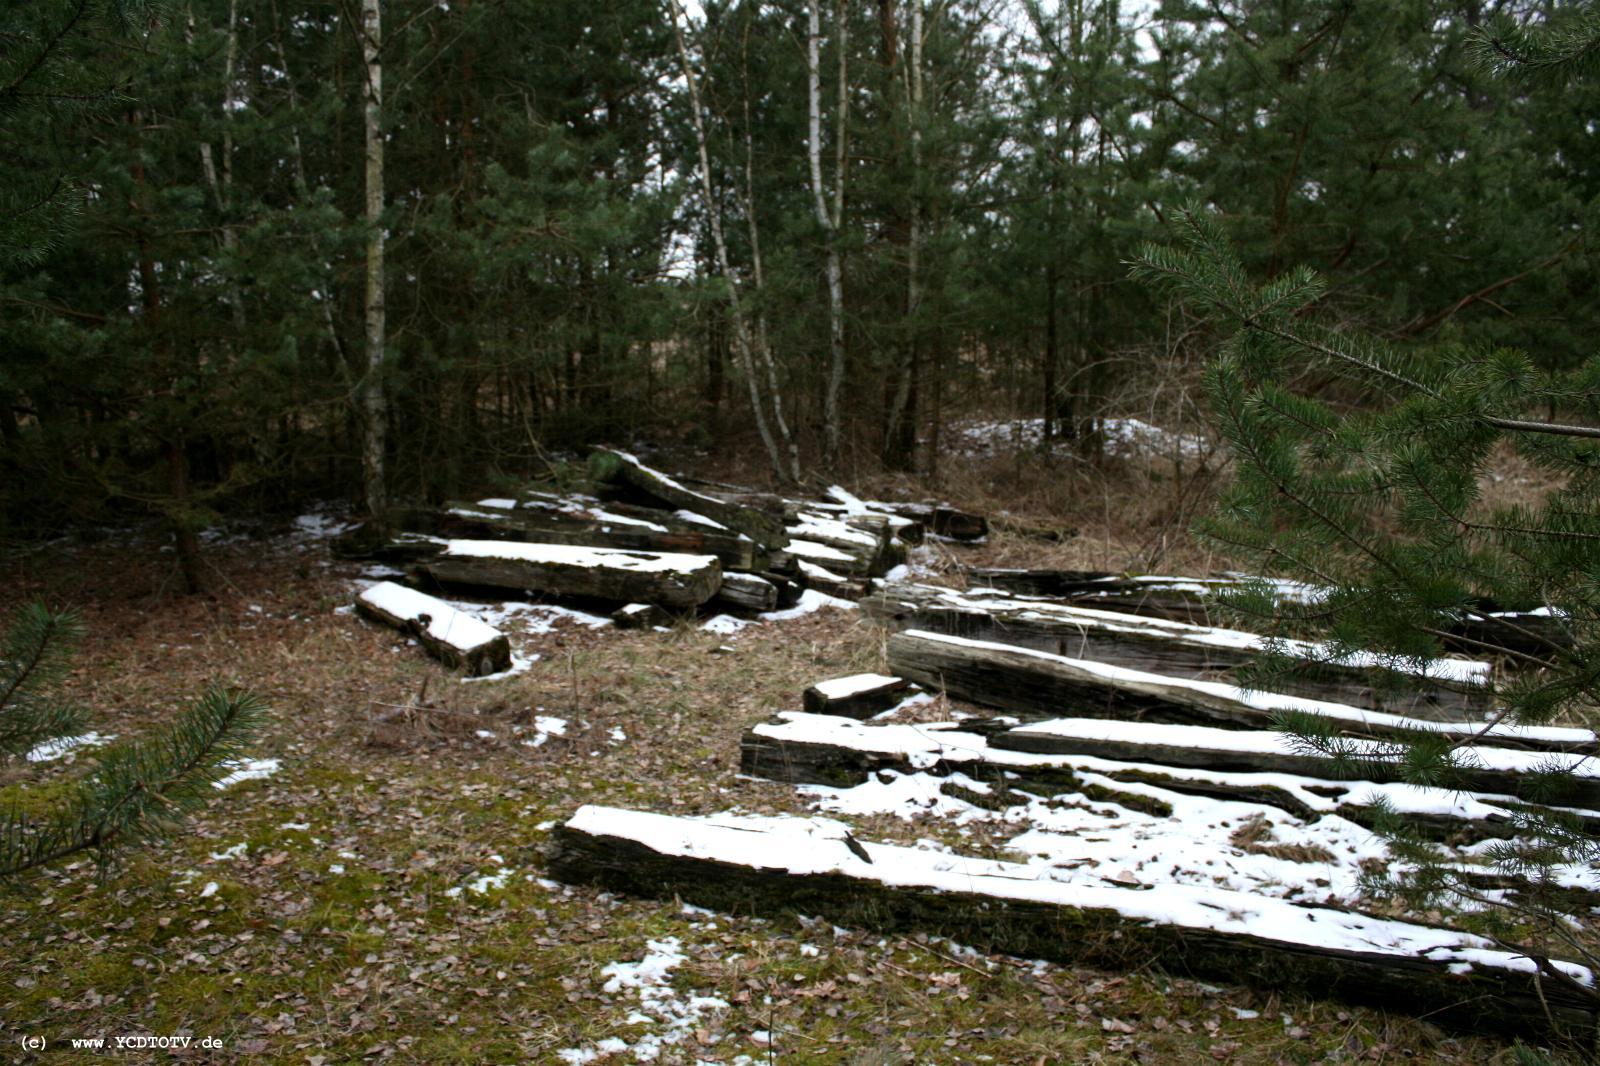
[360,0,388,520]
[166,441,206,595]
[736,14,800,483]
[811,0,850,470]
[668,0,790,484]
[196,0,244,333]
[883,0,924,471]
[131,107,206,595]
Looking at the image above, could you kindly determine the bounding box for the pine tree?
[1134,204,1600,1023]
[1,602,267,880]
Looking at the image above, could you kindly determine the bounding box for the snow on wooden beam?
[419,540,722,608]
[795,560,868,601]
[784,513,903,578]
[885,629,1594,755]
[444,499,759,571]
[865,582,1491,719]
[801,674,909,719]
[587,448,790,549]
[712,571,779,613]
[996,716,1600,812]
[739,711,1569,841]
[1028,574,1574,657]
[355,581,511,676]
[961,567,1120,598]
[821,487,924,543]
[611,602,670,629]
[548,805,1595,1044]
[867,502,985,541]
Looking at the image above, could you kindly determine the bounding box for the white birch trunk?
[360,0,388,518]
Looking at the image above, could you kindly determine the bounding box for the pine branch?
[0,686,268,880]
[0,602,89,759]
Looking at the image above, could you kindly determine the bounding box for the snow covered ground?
[949,416,1208,461]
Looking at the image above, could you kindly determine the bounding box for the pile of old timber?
[552,567,1600,1042]
[554,669,1600,1042]
[341,450,989,670]
[958,568,1571,658]
[863,581,1494,718]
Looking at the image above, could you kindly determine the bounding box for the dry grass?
[1228,814,1340,865]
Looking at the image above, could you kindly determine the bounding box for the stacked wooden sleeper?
[553,569,1599,1043]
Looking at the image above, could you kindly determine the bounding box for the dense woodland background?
[3,0,1597,568]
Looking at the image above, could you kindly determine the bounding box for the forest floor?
[0,446,1539,1065]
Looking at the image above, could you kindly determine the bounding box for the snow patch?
[213,757,281,790]
[761,589,859,621]
[25,732,112,763]
[559,936,730,1063]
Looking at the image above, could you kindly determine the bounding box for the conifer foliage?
[1134,205,1600,1004]
[0,602,267,880]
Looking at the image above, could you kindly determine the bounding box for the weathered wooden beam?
[355,581,511,676]
[587,449,790,548]
[1033,576,1575,658]
[549,806,1596,1045]
[867,501,986,541]
[801,674,910,719]
[796,561,869,601]
[419,540,722,607]
[331,520,449,563]
[737,711,1566,842]
[963,567,1120,598]
[445,500,759,571]
[741,711,1293,810]
[784,512,908,580]
[884,629,1593,755]
[611,602,671,629]
[761,569,808,609]
[865,582,1492,719]
[786,513,886,575]
[787,537,873,579]
[993,717,1600,811]
[824,486,927,544]
[1449,609,1574,658]
[713,572,779,613]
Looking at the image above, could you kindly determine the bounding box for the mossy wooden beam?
[549,807,1597,1046]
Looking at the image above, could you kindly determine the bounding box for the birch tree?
[668,0,793,483]
[359,0,388,518]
